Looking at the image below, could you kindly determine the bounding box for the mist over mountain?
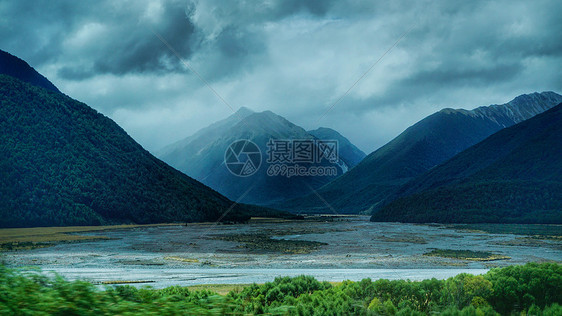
[158,108,365,205]
[279,92,562,214]
[372,102,562,223]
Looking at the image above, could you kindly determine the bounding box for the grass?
[211,233,328,254]
[449,223,562,239]
[424,249,511,261]
[164,256,200,263]
[0,223,176,251]
[494,237,562,249]
[185,283,252,295]
[0,241,52,251]
[0,218,348,252]
[185,281,344,295]
[377,235,427,244]
[98,280,155,285]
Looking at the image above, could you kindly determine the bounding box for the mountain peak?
[0,49,60,93]
[159,108,365,205]
[235,106,254,115]
[234,110,304,136]
[241,110,291,125]
[309,127,337,134]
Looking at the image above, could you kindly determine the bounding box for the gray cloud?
[92,3,197,76]
[1,1,193,78]
[57,1,198,79]
[0,0,561,153]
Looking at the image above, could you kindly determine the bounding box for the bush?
[0,263,560,315]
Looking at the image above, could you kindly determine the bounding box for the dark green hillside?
[372,103,562,223]
[0,75,262,227]
[0,49,60,93]
[279,92,562,214]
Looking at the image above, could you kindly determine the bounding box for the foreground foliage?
[0,263,560,315]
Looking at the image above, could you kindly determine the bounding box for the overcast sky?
[1,0,561,153]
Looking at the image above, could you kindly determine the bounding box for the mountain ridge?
[0,49,60,93]
[277,91,562,214]
[0,72,276,227]
[371,102,562,223]
[158,108,365,205]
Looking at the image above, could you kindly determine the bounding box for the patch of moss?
[423,249,510,261]
[0,241,51,251]
[494,237,561,249]
[211,233,327,254]
[164,256,199,263]
[99,280,155,285]
[449,224,562,239]
[376,235,427,244]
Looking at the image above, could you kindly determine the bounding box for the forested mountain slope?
[0,75,266,227]
[280,92,562,214]
[372,103,562,223]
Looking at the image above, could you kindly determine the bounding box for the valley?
[2,1,562,313]
[2,217,560,288]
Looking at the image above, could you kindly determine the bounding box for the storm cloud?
[1,0,561,153]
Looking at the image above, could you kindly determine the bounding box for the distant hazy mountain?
[158,106,254,159]
[0,72,277,227]
[308,127,366,168]
[0,49,60,93]
[372,102,562,224]
[279,92,562,213]
[158,108,364,205]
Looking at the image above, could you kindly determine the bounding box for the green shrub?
[0,263,560,315]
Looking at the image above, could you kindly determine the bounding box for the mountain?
[158,108,364,205]
[158,106,254,159]
[308,127,366,168]
[371,102,562,224]
[0,49,60,93]
[0,73,281,227]
[278,92,562,213]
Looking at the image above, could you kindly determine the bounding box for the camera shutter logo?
[224,140,262,177]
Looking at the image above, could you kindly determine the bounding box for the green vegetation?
[186,284,252,296]
[0,49,60,93]
[211,233,327,254]
[164,256,200,263]
[373,103,562,224]
[373,181,562,224]
[0,263,560,315]
[281,93,562,215]
[449,223,562,238]
[423,249,510,261]
[0,242,51,252]
[0,224,171,243]
[377,234,427,244]
[0,75,285,228]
